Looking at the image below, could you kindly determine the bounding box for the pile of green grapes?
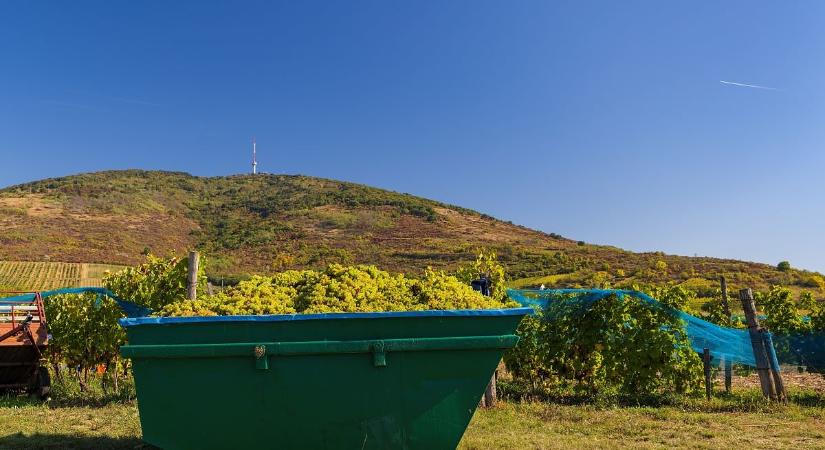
[159,264,518,317]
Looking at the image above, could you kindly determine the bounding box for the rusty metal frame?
[0,291,48,390]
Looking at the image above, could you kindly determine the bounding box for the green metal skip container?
[120,307,532,450]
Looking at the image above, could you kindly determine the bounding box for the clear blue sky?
[1,1,823,272]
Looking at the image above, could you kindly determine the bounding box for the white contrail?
[719,80,778,91]
[107,96,162,107]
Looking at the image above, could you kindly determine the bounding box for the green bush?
[801,292,825,331]
[755,286,809,334]
[44,254,203,391]
[777,261,792,272]
[701,296,736,327]
[44,292,126,390]
[504,291,703,402]
[103,254,205,310]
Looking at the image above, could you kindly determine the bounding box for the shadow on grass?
[0,433,155,450]
[0,374,137,409]
[789,390,825,407]
[0,394,136,410]
[498,379,825,411]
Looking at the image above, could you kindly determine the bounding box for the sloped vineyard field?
[0,261,124,291]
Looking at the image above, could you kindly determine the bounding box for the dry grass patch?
[0,402,143,449]
[460,401,825,449]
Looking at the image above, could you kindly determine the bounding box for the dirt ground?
[727,370,825,392]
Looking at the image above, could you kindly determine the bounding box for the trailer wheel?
[33,366,50,400]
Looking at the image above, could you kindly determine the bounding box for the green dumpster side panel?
[121,310,529,450]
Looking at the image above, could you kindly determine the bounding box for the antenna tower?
[252,137,258,175]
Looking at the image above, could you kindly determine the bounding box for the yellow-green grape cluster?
[159,264,517,317]
[158,275,299,317]
[294,265,416,313]
[413,268,520,310]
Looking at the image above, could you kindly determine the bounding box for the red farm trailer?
[0,292,50,398]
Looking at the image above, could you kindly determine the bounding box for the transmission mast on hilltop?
[252,137,258,175]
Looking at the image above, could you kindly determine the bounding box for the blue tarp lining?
[119,307,535,327]
[0,287,151,318]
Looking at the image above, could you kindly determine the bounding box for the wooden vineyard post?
[188,251,199,300]
[484,371,497,408]
[739,288,776,400]
[703,348,712,400]
[479,371,497,408]
[472,278,498,409]
[720,275,732,393]
[762,331,788,403]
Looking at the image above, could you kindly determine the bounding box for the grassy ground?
[0,376,141,449]
[460,400,825,449]
[1,391,823,449]
[0,400,141,449]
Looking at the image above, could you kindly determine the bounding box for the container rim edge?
[119,307,534,327]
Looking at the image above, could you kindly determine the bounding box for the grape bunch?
[159,264,518,317]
